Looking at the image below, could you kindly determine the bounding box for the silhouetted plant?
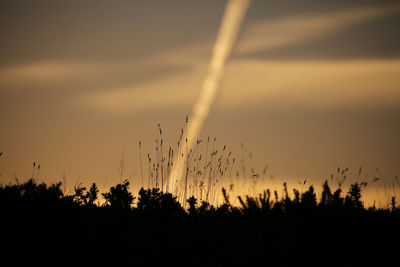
[221,187,231,207]
[320,180,333,207]
[217,187,235,215]
[239,194,266,215]
[1,175,399,267]
[332,188,343,207]
[73,183,98,206]
[22,179,64,202]
[197,200,215,215]
[187,196,198,215]
[87,183,98,206]
[137,187,184,215]
[282,182,293,211]
[0,179,69,210]
[102,179,134,210]
[272,190,283,212]
[73,184,88,206]
[292,189,300,206]
[390,196,398,214]
[259,189,272,212]
[1,176,398,219]
[345,183,364,210]
[301,185,317,209]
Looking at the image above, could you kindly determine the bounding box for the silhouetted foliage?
[72,182,99,207]
[1,178,399,266]
[137,187,184,215]
[0,179,66,208]
[102,179,134,210]
[390,196,398,214]
[345,182,364,210]
[320,180,332,207]
[187,196,197,215]
[301,185,317,210]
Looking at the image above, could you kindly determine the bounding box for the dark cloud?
[246,0,400,21]
[238,10,400,60]
[2,0,399,65]
[0,0,226,65]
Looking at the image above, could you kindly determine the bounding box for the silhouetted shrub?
[0,179,65,207]
[137,187,184,215]
[102,179,134,210]
[197,200,215,215]
[2,177,400,267]
[72,182,99,207]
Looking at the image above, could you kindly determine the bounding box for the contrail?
[168,0,250,192]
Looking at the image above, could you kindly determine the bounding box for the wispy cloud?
[219,59,400,109]
[236,3,400,55]
[72,68,203,113]
[0,61,99,82]
[1,4,399,114]
[72,57,400,114]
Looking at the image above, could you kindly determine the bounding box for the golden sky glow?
[0,0,399,204]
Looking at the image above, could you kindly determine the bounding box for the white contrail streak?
[168,0,250,191]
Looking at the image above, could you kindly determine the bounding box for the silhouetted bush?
[1,178,400,267]
[0,179,71,210]
[72,183,99,207]
[102,179,134,210]
[136,187,184,215]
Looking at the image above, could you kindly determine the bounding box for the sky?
[1,0,399,203]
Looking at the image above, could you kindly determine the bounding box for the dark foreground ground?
[1,179,399,267]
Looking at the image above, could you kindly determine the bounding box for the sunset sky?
[1,0,399,201]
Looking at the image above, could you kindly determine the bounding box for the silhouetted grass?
[1,119,399,266]
[1,178,399,267]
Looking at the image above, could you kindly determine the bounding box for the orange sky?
[0,0,399,204]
